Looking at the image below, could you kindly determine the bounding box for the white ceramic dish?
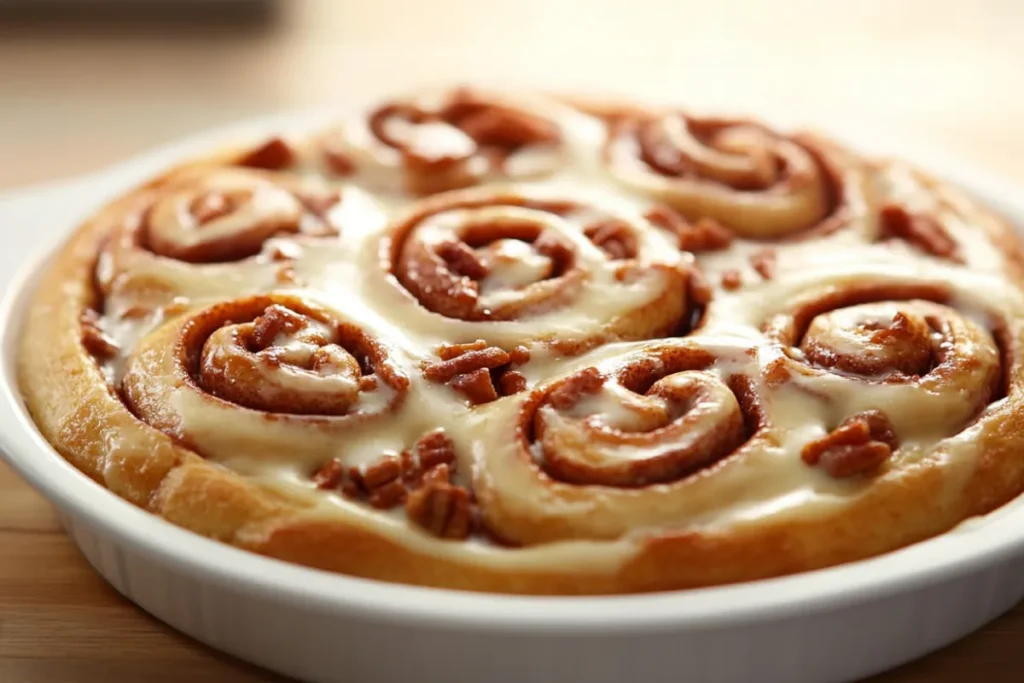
[2,110,1024,683]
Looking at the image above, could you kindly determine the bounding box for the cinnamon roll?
[18,87,1024,594]
[316,87,590,195]
[382,187,692,345]
[121,295,409,470]
[602,110,868,240]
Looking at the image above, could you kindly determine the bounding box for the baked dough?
[18,87,1024,594]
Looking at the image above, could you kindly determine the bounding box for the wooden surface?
[2,1,1024,681]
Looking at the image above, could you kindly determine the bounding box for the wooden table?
[2,1,1024,680]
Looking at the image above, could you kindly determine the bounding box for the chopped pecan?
[416,429,457,471]
[802,410,897,477]
[237,137,296,170]
[348,454,407,509]
[499,370,528,395]
[644,203,688,235]
[451,367,499,404]
[879,204,962,262]
[361,454,402,490]
[436,240,489,279]
[584,219,638,260]
[816,443,893,479]
[437,339,489,360]
[644,205,732,253]
[423,347,511,383]
[547,367,605,410]
[721,269,742,290]
[367,480,407,509]
[679,218,734,253]
[405,474,474,539]
[310,429,478,539]
[312,458,345,489]
[423,342,529,404]
[508,345,531,365]
[750,248,776,280]
[80,309,119,359]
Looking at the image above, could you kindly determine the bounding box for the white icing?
[92,89,1023,570]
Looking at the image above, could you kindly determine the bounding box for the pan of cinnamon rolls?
[11,86,1024,598]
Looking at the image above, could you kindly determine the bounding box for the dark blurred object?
[0,0,280,36]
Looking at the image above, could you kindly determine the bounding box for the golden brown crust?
[18,87,1024,594]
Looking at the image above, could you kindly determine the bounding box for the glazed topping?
[89,87,1021,563]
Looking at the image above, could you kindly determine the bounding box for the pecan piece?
[644,205,733,252]
[816,443,892,478]
[368,480,407,509]
[802,410,897,477]
[405,470,474,539]
[721,269,742,291]
[584,219,638,260]
[312,458,345,490]
[498,370,528,395]
[416,429,457,471]
[353,455,407,509]
[437,339,489,360]
[450,367,499,404]
[508,345,531,365]
[679,218,734,253]
[423,347,511,383]
[361,454,402,489]
[237,137,295,170]
[424,342,529,404]
[879,204,962,262]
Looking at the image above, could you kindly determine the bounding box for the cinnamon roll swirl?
[18,87,1024,594]
[318,87,583,196]
[603,111,868,240]
[382,187,694,346]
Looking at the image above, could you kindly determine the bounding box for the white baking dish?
[2,111,1024,683]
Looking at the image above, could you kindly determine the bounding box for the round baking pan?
[2,110,1024,683]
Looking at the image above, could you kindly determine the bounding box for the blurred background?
[1,0,1023,189]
